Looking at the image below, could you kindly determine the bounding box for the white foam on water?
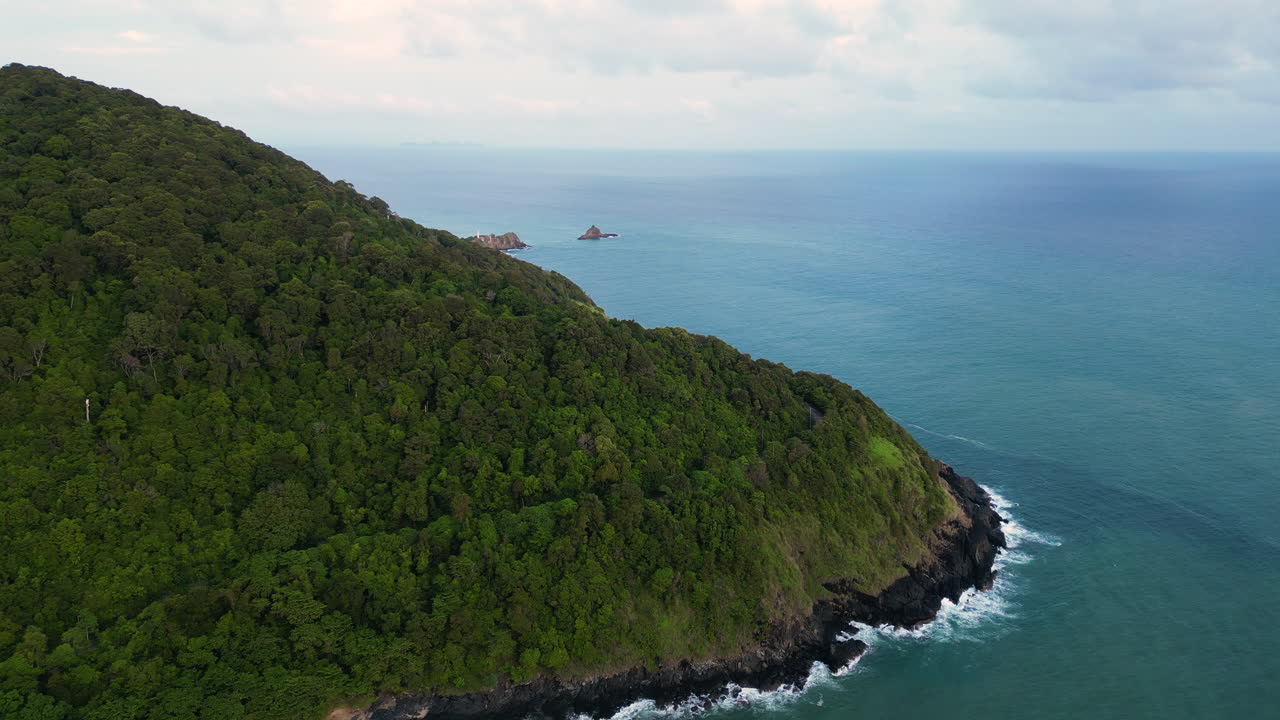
[568,485,1057,718]
[897,420,994,450]
[830,650,867,677]
[564,661,846,720]
[987,488,1062,549]
[852,485,1059,649]
[851,573,1015,647]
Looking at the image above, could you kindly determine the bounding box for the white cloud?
[267,84,458,115]
[62,43,167,56]
[57,23,167,56]
[957,0,1280,101]
[118,29,153,42]
[8,0,1280,148]
[491,94,581,115]
[679,97,714,121]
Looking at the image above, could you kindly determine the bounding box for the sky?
[4,0,1280,150]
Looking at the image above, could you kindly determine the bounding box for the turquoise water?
[292,148,1280,719]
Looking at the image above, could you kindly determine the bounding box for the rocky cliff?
[471,232,528,250]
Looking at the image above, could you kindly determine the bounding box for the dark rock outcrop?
[353,465,1005,720]
[577,225,618,240]
[471,232,528,250]
[827,465,1006,629]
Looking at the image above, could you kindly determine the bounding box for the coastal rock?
[826,465,1006,629]
[577,225,619,240]
[471,232,528,250]
[358,464,1006,720]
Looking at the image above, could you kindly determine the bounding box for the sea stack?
[471,232,528,250]
[578,225,619,239]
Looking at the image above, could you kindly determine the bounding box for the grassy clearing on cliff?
[0,65,954,720]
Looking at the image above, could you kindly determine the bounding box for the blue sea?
[292,147,1280,719]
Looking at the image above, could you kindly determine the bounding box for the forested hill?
[0,64,956,720]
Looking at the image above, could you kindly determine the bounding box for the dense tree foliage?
[0,65,957,719]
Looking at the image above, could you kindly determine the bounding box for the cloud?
[118,29,154,42]
[679,97,715,120]
[173,0,296,44]
[491,94,580,115]
[62,27,167,55]
[22,0,1280,104]
[515,0,850,77]
[957,0,1280,102]
[161,0,872,78]
[267,84,459,115]
[59,22,167,56]
[10,0,1280,148]
[61,45,168,55]
[138,0,1280,135]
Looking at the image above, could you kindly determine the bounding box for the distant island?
[0,64,1006,720]
[578,224,619,239]
[398,141,483,148]
[470,231,528,251]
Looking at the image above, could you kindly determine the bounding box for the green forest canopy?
[0,64,957,720]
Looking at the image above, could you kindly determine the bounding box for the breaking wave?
[853,487,1059,648]
[569,486,1057,719]
[568,661,843,720]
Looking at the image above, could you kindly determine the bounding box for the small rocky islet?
[578,224,619,239]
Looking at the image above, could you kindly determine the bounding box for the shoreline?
[353,465,1007,720]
